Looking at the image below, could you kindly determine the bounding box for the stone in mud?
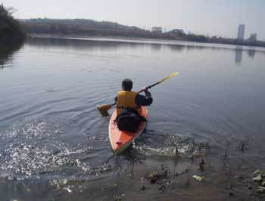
[147,170,167,184]
[199,159,205,171]
[253,174,263,182]
[159,184,166,192]
[140,177,146,191]
[140,185,146,191]
[176,168,189,177]
[256,186,265,194]
[248,185,253,190]
[147,172,162,184]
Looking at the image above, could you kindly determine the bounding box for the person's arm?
[135,90,153,106]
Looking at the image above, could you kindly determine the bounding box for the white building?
[237,24,245,40]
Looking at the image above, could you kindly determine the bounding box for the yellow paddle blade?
[97,104,112,116]
[158,72,179,84]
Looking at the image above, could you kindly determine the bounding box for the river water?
[0,36,265,201]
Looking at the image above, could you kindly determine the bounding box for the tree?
[0,4,25,46]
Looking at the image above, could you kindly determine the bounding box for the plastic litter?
[192,175,204,182]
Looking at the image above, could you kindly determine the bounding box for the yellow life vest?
[116,90,140,116]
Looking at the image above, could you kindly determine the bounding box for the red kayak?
[109,107,148,154]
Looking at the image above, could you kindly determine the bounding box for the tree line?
[22,18,265,48]
[0,4,25,47]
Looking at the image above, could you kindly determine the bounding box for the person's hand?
[144,88,151,96]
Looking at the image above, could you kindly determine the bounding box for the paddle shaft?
[138,72,178,93]
[138,80,165,93]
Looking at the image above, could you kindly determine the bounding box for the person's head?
[122,78,133,91]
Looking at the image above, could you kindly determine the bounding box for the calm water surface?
[0,37,265,201]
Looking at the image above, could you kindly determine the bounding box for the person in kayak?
[115,78,153,132]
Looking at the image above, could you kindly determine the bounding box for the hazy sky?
[2,0,264,40]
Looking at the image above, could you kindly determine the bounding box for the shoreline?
[28,34,265,52]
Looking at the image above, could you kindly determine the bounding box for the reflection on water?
[168,44,185,52]
[26,36,145,50]
[235,46,243,64]
[235,46,256,65]
[248,48,256,58]
[150,43,162,51]
[0,43,23,68]
[27,36,262,66]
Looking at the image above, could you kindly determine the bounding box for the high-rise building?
[237,24,245,40]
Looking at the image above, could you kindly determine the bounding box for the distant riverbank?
[21,18,265,49]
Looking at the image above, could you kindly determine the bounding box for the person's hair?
[122,79,133,91]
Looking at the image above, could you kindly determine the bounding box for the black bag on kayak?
[115,108,146,132]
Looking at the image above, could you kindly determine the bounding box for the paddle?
[97,72,179,116]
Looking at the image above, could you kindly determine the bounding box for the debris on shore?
[146,167,168,184]
[252,170,265,194]
[192,175,205,182]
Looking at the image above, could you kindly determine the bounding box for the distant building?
[152,27,162,34]
[171,29,184,34]
[248,33,257,42]
[166,29,185,38]
[237,24,245,40]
